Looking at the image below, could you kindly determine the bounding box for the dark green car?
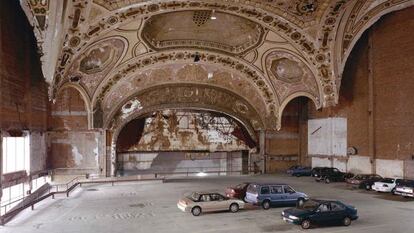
[281,199,358,229]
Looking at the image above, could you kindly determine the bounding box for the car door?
[269,185,284,205]
[283,185,298,205]
[199,194,212,211]
[309,203,334,224]
[209,193,228,211]
[329,202,347,223]
[259,186,271,203]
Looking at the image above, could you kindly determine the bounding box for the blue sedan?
[281,199,358,229]
[287,166,312,177]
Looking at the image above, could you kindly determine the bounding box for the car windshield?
[188,192,201,201]
[298,200,320,210]
[247,184,258,194]
[380,178,395,183]
[398,179,414,186]
[355,174,368,180]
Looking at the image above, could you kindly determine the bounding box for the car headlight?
[289,215,299,220]
[282,211,285,215]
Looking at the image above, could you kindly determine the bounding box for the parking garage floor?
[2,174,414,233]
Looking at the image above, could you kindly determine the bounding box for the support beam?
[259,130,266,174]
[368,29,376,174]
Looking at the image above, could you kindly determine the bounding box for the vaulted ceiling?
[21,0,414,131]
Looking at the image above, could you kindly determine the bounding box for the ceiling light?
[210,10,217,20]
[194,52,200,62]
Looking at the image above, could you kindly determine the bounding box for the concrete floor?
[2,174,414,233]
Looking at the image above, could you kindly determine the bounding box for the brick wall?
[265,98,306,172]
[307,7,414,165]
[0,1,48,131]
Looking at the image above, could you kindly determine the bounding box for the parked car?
[394,179,414,198]
[287,165,301,174]
[346,174,383,189]
[245,183,308,209]
[177,192,245,216]
[371,178,402,193]
[287,166,312,177]
[315,167,353,183]
[225,182,250,200]
[311,167,329,178]
[356,174,383,190]
[281,199,358,229]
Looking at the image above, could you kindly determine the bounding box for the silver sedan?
[177,192,245,216]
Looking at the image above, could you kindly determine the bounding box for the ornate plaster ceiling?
[21,0,414,131]
[141,10,264,54]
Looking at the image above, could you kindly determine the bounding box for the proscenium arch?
[112,108,258,150]
[108,107,260,177]
[104,83,266,131]
[55,83,93,129]
[91,49,279,117]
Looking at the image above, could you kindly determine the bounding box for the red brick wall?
[49,87,88,131]
[266,98,306,172]
[371,8,414,160]
[307,7,414,161]
[0,1,49,131]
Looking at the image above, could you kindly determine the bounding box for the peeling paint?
[72,146,84,166]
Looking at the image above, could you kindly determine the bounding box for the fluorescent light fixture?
[211,10,217,20]
[196,172,208,177]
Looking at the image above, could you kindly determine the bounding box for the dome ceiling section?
[60,36,128,98]
[264,50,322,110]
[53,0,317,99]
[92,0,332,27]
[141,10,265,55]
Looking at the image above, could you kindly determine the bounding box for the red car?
[225,183,250,200]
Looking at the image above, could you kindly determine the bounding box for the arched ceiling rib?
[21,0,414,130]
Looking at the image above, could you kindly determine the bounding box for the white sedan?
[372,178,402,193]
[177,192,245,216]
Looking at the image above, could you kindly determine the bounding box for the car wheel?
[297,198,305,207]
[301,219,311,229]
[325,178,331,184]
[365,184,371,190]
[229,203,239,213]
[191,206,202,216]
[343,217,352,226]
[262,200,271,210]
[295,174,301,177]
